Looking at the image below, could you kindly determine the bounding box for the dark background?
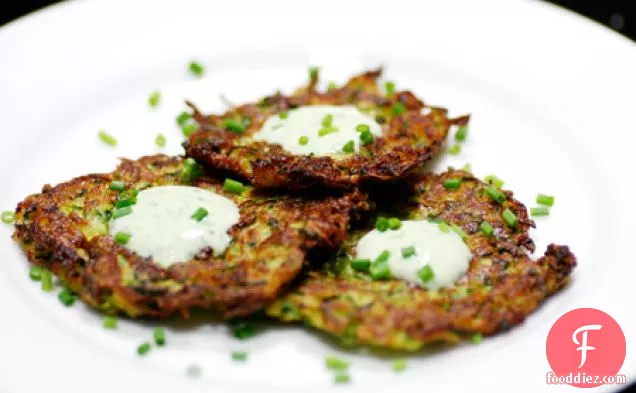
[1,0,635,41]
[0,0,634,392]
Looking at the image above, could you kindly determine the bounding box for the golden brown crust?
[13,155,368,318]
[266,170,576,350]
[185,69,468,190]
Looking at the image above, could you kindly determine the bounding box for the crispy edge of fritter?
[12,154,369,319]
[185,69,469,190]
[266,170,576,351]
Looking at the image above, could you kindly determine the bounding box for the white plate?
[0,0,634,392]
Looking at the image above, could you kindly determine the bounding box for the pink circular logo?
[546,308,626,388]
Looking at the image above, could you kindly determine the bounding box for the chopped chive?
[223,178,245,195]
[325,356,349,370]
[232,322,256,340]
[278,111,288,119]
[350,258,371,272]
[484,175,504,189]
[223,118,247,134]
[181,158,202,183]
[103,316,118,329]
[392,358,407,372]
[455,125,468,141]
[115,197,136,209]
[41,270,53,292]
[298,135,309,145]
[375,217,390,232]
[181,123,197,137]
[486,186,506,204]
[318,126,338,136]
[109,181,126,192]
[438,221,450,233]
[231,351,248,361]
[462,163,472,172]
[371,251,391,280]
[327,81,337,91]
[375,250,391,264]
[342,140,355,153]
[370,260,391,280]
[155,133,166,148]
[479,221,494,236]
[355,123,370,133]
[334,373,351,384]
[401,246,416,258]
[153,327,166,346]
[385,81,396,95]
[359,130,374,145]
[392,101,405,115]
[309,66,319,80]
[321,113,333,127]
[530,206,550,217]
[188,61,204,77]
[191,207,208,222]
[176,111,191,126]
[114,232,131,245]
[471,332,483,344]
[98,130,117,147]
[137,342,151,356]
[443,178,462,189]
[1,210,15,224]
[451,224,467,241]
[29,266,43,281]
[58,288,76,307]
[447,143,461,155]
[502,208,518,228]
[388,217,401,230]
[112,207,132,219]
[417,265,434,283]
[536,194,555,207]
[148,90,161,107]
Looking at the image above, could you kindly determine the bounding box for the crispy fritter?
[13,155,367,318]
[185,69,468,190]
[266,170,576,350]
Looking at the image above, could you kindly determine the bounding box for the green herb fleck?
[455,125,468,141]
[401,246,416,258]
[502,208,518,228]
[155,133,166,148]
[153,327,166,346]
[58,288,76,307]
[231,351,248,361]
[188,61,204,77]
[148,90,161,107]
[98,130,117,147]
[392,358,407,372]
[1,210,15,224]
[418,265,434,283]
[342,140,355,153]
[223,178,245,195]
[103,316,118,329]
[530,206,550,217]
[137,342,151,356]
[447,143,461,155]
[479,221,494,236]
[536,194,555,207]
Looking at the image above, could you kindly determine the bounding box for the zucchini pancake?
[12,155,368,318]
[267,169,576,351]
[185,69,468,190]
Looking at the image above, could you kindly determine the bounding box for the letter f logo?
[572,324,602,368]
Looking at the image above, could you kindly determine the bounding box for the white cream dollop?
[356,220,472,290]
[254,105,382,156]
[109,186,240,267]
